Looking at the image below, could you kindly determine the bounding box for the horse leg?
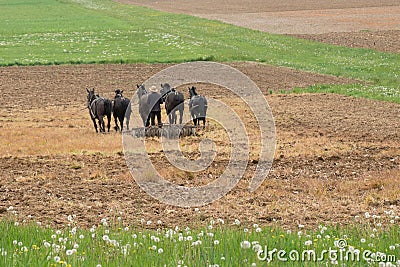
[168,112,173,125]
[92,118,98,133]
[119,115,124,132]
[125,113,130,131]
[114,114,119,131]
[97,117,103,132]
[107,114,111,132]
[179,108,183,124]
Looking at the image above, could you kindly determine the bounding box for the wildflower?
[146,220,152,225]
[207,232,214,237]
[187,236,193,241]
[305,240,312,246]
[79,234,84,239]
[191,240,202,246]
[361,239,366,243]
[298,224,305,228]
[255,227,262,233]
[157,220,162,225]
[214,240,220,245]
[244,228,249,233]
[365,212,371,219]
[252,244,262,252]
[96,265,101,267]
[73,243,79,249]
[66,250,73,256]
[124,227,129,231]
[43,241,51,248]
[234,219,240,226]
[102,235,109,242]
[389,245,395,250]
[14,222,19,226]
[240,241,251,249]
[217,218,224,224]
[56,230,62,235]
[158,248,163,254]
[12,240,17,245]
[54,256,61,263]
[221,256,225,261]
[194,208,199,212]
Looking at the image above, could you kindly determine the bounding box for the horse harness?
[88,96,104,119]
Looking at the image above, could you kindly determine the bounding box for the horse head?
[188,86,198,99]
[136,84,147,98]
[161,83,175,101]
[86,88,97,106]
[115,89,124,98]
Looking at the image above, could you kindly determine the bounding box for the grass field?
[0,0,399,103]
[1,212,399,267]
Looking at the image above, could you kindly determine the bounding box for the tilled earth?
[0,63,399,229]
[116,0,400,53]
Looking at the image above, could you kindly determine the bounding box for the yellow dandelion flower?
[280,235,285,238]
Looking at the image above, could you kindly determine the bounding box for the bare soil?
[0,63,399,229]
[116,0,400,53]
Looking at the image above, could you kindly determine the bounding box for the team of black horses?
[86,84,207,133]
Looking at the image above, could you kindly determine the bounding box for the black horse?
[160,83,184,124]
[112,89,131,132]
[86,88,112,133]
[188,86,208,126]
[137,84,150,127]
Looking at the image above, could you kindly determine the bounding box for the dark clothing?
[147,92,163,112]
[150,111,162,127]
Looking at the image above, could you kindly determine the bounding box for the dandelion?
[14,222,19,226]
[73,243,79,249]
[12,240,17,245]
[54,256,61,263]
[56,230,62,235]
[241,241,251,249]
[79,234,84,239]
[43,241,51,248]
[361,238,366,243]
[305,240,312,246]
[234,219,240,226]
[194,208,199,212]
[102,235,109,242]
[147,220,152,225]
[298,224,305,228]
[217,218,224,224]
[214,240,220,245]
[389,245,395,250]
[157,220,162,225]
[244,228,249,233]
[66,250,73,256]
[158,248,163,254]
[191,240,202,246]
[365,212,371,219]
[255,227,262,233]
[253,244,262,252]
[207,232,214,238]
[124,227,129,231]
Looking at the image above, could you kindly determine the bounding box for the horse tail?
[105,99,112,117]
